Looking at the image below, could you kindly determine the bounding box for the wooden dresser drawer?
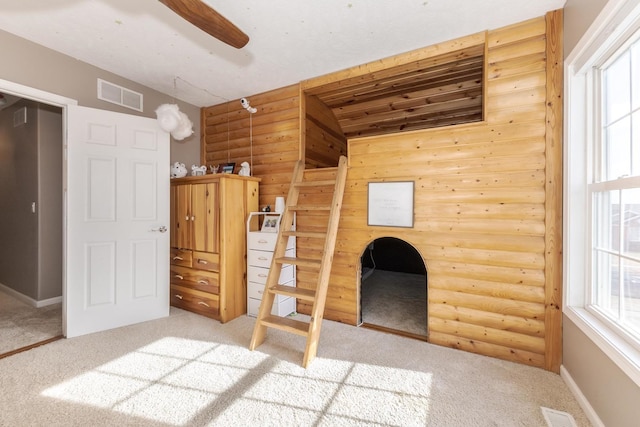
[170,285,220,320]
[170,248,192,267]
[192,251,220,272]
[170,265,220,294]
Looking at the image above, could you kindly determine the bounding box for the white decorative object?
[275,197,285,214]
[170,162,187,178]
[155,103,193,141]
[191,164,207,176]
[367,181,414,227]
[238,161,251,176]
[246,212,296,318]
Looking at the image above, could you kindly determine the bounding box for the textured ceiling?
[0,0,565,107]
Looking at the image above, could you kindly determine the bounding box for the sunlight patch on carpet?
[41,336,432,426]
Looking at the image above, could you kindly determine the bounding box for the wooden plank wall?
[300,12,562,371]
[201,84,300,210]
[200,11,563,371]
[303,93,347,168]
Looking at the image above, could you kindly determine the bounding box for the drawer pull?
[197,259,208,265]
[174,294,183,300]
[174,274,184,280]
[258,256,268,261]
[198,301,210,307]
[258,239,268,243]
[197,279,209,285]
[172,256,184,261]
[258,274,267,278]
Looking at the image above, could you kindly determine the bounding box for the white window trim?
[565,0,640,388]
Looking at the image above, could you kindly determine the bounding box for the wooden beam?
[543,9,564,374]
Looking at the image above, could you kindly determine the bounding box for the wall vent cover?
[13,107,26,127]
[97,79,143,112]
[541,407,577,427]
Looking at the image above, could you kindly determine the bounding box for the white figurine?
[170,162,187,178]
[238,161,251,176]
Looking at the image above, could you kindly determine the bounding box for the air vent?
[13,107,26,127]
[97,79,143,112]
[541,407,577,427]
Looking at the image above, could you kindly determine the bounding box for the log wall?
[201,11,563,372]
[201,84,300,210]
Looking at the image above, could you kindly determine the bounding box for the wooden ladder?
[249,156,348,367]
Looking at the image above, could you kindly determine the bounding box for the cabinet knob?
[191,216,195,221]
[185,216,189,221]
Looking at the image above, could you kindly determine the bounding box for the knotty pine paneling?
[199,11,563,372]
[201,85,300,209]
[297,12,562,371]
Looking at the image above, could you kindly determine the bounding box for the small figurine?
[209,165,220,174]
[238,161,251,176]
[170,162,187,178]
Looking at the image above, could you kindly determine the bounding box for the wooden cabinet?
[170,174,259,322]
[246,212,296,317]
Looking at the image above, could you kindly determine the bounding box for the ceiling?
[0,0,566,108]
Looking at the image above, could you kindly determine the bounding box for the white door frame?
[0,78,77,336]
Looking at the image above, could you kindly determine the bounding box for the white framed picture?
[367,181,414,227]
[261,215,280,232]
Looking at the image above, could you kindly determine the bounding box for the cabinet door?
[174,184,192,249]
[191,182,219,253]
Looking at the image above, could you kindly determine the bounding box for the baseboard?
[560,365,605,427]
[0,282,62,308]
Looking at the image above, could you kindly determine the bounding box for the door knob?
[151,226,167,233]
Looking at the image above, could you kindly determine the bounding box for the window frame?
[565,0,640,388]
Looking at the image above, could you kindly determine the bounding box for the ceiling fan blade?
[159,0,249,49]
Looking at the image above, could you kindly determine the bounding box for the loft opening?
[303,42,485,168]
[360,237,427,340]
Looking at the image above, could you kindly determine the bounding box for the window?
[590,37,640,346]
[565,0,640,387]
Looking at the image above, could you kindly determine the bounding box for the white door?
[65,105,170,337]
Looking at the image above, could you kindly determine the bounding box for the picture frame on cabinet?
[261,215,280,232]
[221,162,236,174]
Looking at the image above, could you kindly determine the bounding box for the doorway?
[360,237,427,339]
[0,91,65,357]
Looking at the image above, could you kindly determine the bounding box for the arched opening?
[360,237,427,339]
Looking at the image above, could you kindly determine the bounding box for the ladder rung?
[276,256,321,268]
[304,166,338,174]
[295,180,336,187]
[282,231,326,239]
[288,205,331,211]
[260,315,309,336]
[270,285,316,302]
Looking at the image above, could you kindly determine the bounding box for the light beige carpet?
[0,307,590,426]
[361,269,427,336]
[0,290,62,355]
